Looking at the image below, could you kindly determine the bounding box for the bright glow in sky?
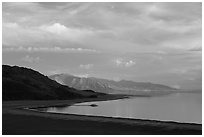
[2,2,202,90]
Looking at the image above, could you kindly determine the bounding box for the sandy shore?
[3,95,202,135]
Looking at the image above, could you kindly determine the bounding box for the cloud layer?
[2,2,202,90]
[21,55,40,63]
[115,58,136,67]
[3,2,201,52]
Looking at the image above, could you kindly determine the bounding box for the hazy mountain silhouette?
[2,65,102,100]
[49,74,176,96]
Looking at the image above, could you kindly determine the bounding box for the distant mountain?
[2,65,102,101]
[49,74,176,96]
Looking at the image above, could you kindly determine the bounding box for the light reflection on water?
[38,93,202,124]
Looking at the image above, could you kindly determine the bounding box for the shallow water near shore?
[37,92,202,124]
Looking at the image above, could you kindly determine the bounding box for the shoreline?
[3,95,202,135]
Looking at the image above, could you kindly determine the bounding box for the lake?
[36,92,202,124]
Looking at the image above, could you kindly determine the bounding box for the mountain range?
[2,65,177,101]
[2,65,102,100]
[49,74,176,96]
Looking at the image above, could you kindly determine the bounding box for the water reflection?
[36,93,202,124]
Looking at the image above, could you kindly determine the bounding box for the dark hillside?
[2,65,100,100]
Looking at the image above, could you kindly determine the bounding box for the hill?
[2,65,101,100]
[49,74,176,96]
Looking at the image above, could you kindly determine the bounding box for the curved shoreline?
[3,95,202,135]
[28,98,201,125]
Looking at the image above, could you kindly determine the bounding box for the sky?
[2,2,202,90]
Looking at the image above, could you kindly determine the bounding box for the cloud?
[188,46,202,51]
[3,21,98,46]
[40,23,68,34]
[169,68,188,74]
[169,65,201,75]
[79,64,93,69]
[74,74,89,78]
[115,58,123,66]
[3,22,19,28]
[115,58,135,67]
[21,55,40,63]
[2,3,201,90]
[3,46,99,53]
[40,23,95,40]
[125,60,136,67]
[171,84,181,89]
[2,3,201,53]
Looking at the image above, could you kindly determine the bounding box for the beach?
[3,95,202,135]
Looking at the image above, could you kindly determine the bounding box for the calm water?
[38,93,202,124]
